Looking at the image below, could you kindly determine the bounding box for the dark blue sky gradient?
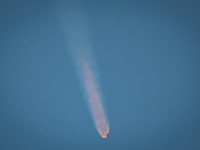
[1,1,200,150]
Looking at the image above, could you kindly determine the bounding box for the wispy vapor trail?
[58,1,109,138]
[81,61,109,138]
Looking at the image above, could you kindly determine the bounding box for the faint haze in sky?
[0,1,200,150]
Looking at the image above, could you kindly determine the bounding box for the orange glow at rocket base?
[81,61,109,138]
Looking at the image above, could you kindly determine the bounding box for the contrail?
[58,1,109,138]
[81,60,109,138]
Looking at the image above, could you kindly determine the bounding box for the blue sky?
[1,1,200,149]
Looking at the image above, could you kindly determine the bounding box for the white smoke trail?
[58,0,109,138]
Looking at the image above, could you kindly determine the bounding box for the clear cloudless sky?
[0,0,200,150]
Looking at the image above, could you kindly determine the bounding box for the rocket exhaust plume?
[81,61,109,138]
[58,1,109,138]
